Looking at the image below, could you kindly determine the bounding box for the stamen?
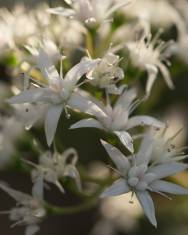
[64,106,71,119]
[129,191,135,204]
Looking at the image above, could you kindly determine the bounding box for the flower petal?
[64,165,82,191]
[45,104,63,146]
[100,179,130,198]
[157,62,174,89]
[136,191,157,227]
[115,88,137,111]
[25,225,40,235]
[65,58,100,87]
[0,183,31,203]
[70,118,103,130]
[149,163,188,180]
[150,180,188,195]
[37,49,59,82]
[47,7,76,17]
[68,92,106,118]
[145,64,158,98]
[7,88,48,104]
[126,115,165,130]
[114,131,134,153]
[101,140,130,174]
[32,174,44,201]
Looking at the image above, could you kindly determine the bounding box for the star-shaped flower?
[47,0,132,28]
[0,183,45,235]
[25,148,81,195]
[126,32,174,97]
[100,140,188,227]
[7,49,103,146]
[70,89,165,153]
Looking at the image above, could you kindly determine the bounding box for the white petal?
[100,179,130,198]
[114,131,134,153]
[7,88,48,104]
[45,105,63,146]
[64,165,82,191]
[25,225,40,235]
[149,163,188,180]
[37,49,59,81]
[105,0,131,19]
[65,58,100,87]
[136,191,157,227]
[0,183,31,203]
[70,118,103,130]
[145,64,158,98]
[136,133,154,165]
[157,62,174,89]
[115,88,137,111]
[126,115,165,130]
[101,140,130,174]
[47,7,76,17]
[150,180,188,195]
[68,92,106,118]
[32,174,44,201]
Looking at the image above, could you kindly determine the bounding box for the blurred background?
[0,0,188,235]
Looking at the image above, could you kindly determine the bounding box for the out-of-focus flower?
[70,88,164,153]
[0,116,23,168]
[87,51,125,94]
[0,183,45,235]
[100,140,188,227]
[26,148,81,195]
[7,49,103,146]
[123,0,184,33]
[47,0,132,28]
[126,32,174,97]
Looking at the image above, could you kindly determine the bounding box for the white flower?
[126,32,174,97]
[47,0,132,28]
[100,140,188,227]
[70,89,165,153]
[138,128,188,166]
[0,183,45,235]
[0,116,23,168]
[87,51,125,94]
[123,0,184,32]
[7,49,103,146]
[26,148,81,195]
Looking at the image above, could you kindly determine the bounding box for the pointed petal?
[68,92,107,118]
[100,179,130,198]
[145,64,158,98]
[149,163,188,180]
[115,88,137,111]
[136,191,157,227]
[136,133,154,165]
[157,62,174,89]
[25,225,40,235]
[70,118,103,130]
[45,105,63,146]
[64,165,82,191]
[7,88,48,104]
[65,58,100,87]
[37,49,59,82]
[32,174,44,201]
[126,115,165,130]
[150,180,188,195]
[47,7,76,17]
[101,140,130,174]
[114,131,134,153]
[0,183,31,203]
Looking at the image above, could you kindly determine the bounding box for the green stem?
[44,197,98,216]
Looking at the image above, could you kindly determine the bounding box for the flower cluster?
[0,1,188,235]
